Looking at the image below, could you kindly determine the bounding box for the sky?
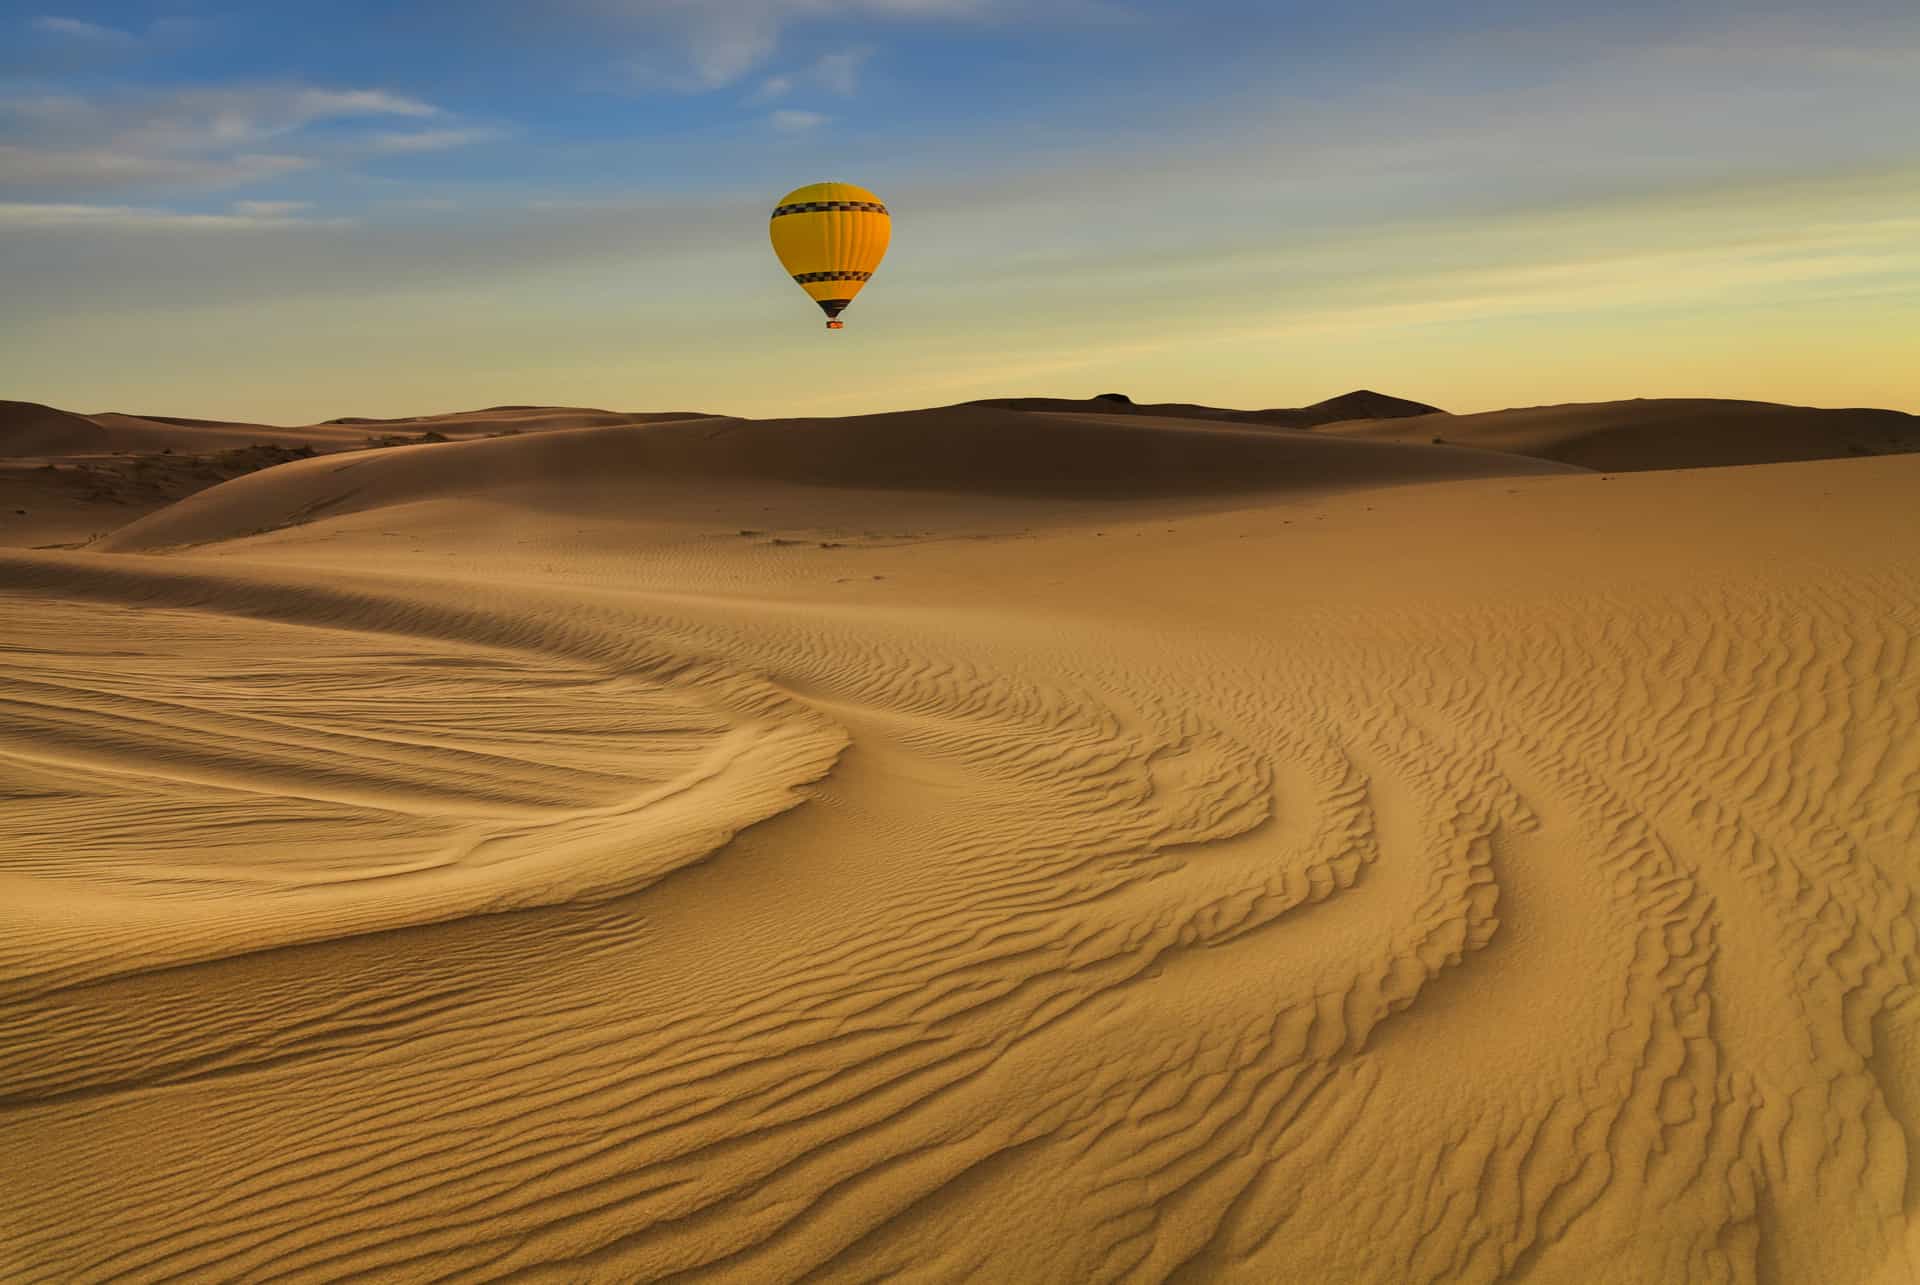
[2,0,1916,422]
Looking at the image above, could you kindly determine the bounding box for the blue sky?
[3,0,1917,420]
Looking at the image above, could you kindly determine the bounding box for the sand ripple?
[2,475,1917,1282]
[0,557,844,997]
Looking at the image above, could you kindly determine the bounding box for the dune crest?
[969,387,1446,428]
[1322,396,1920,470]
[0,401,112,457]
[97,406,1575,552]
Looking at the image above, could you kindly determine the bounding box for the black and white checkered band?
[791,270,873,283]
[771,200,889,218]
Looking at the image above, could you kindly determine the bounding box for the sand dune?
[962,391,1920,470]
[0,401,113,457]
[1321,396,1920,471]
[85,405,720,454]
[971,387,1446,428]
[3,396,1918,1283]
[0,403,725,551]
[1,444,333,550]
[99,405,1576,553]
[0,400,721,459]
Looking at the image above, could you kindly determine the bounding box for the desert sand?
[2,392,1918,1283]
[0,402,718,550]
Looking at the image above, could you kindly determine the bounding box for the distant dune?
[969,387,1447,428]
[8,388,1916,553]
[0,403,725,549]
[1321,396,1920,471]
[0,400,112,457]
[4,387,1919,1283]
[101,404,1575,552]
[317,406,717,432]
[80,404,719,453]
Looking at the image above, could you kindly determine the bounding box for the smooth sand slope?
[87,405,721,454]
[94,405,1579,553]
[1318,397,1920,471]
[0,402,721,550]
[2,396,1918,1284]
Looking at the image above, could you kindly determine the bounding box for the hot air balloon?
[768,181,890,330]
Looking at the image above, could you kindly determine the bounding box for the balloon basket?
[826,320,844,330]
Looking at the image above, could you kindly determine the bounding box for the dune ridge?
[0,400,724,459]
[98,406,1577,552]
[969,387,1447,428]
[10,391,1917,553]
[1,396,1917,1283]
[0,401,112,457]
[0,403,728,551]
[1321,396,1920,471]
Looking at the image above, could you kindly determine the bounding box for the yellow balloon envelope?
[768,181,890,330]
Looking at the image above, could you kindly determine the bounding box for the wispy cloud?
[770,108,828,132]
[0,143,312,188]
[744,47,872,112]
[0,85,446,193]
[751,74,794,102]
[365,127,508,154]
[282,88,439,122]
[0,199,341,229]
[230,199,312,217]
[811,48,871,96]
[605,0,1035,89]
[29,15,136,44]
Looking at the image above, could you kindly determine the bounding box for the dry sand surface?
[2,394,1919,1283]
[1318,397,1920,472]
[0,402,718,550]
